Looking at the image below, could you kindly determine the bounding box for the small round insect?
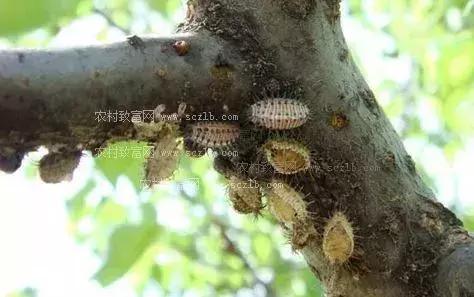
[262,139,311,175]
[0,151,23,173]
[322,212,355,265]
[185,122,240,149]
[126,35,145,50]
[227,176,263,216]
[39,151,82,183]
[173,40,190,56]
[330,112,349,129]
[248,98,310,130]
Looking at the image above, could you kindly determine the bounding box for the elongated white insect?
[249,98,310,130]
[185,122,240,149]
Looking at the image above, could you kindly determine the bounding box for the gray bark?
[0,0,472,296]
[0,33,249,154]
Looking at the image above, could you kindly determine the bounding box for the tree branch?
[0,32,250,152]
[93,7,131,35]
[215,219,277,297]
[437,239,474,297]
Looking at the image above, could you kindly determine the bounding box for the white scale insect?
[249,98,310,130]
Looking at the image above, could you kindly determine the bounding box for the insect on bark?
[248,98,310,130]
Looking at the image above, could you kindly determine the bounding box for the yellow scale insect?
[266,180,309,225]
[265,180,317,249]
[262,139,311,175]
[322,212,355,265]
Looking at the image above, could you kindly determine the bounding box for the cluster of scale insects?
[180,94,356,268]
[25,93,356,268]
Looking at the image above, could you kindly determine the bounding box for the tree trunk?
[0,1,472,296]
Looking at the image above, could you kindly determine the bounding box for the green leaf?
[95,141,146,189]
[252,234,273,264]
[67,180,96,221]
[6,287,37,297]
[142,203,157,225]
[95,199,128,225]
[0,0,82,36]
[151,264,162,282]
[94,222,158,286]
[464,213,474,231]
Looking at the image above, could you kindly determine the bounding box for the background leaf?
[148,0,181,19]
[94,221,159,286]
[95,141,146,190]
[0,0,82,35]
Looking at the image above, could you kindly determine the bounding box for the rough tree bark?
[0,1,473,296]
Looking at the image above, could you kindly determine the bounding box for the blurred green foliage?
[349,0,474,150]
[79,146,321,296]
[6,287,37,297]
[149,0,182,19]
[95,141,147,189]
[1,0,473,296]
[46,142,319,296]
[94,208,159,286]
[347,0,474,201]
[0,0,82,35]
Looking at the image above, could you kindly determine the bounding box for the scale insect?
[265,180,309,226]
[248,98,310,130]
[0,151,23,173]
[322,212,355,265]
[144,133,182,188]
[265,180,317,249]
[38,151,82,183]
[184,122,240,150]
[262,139,312,175]
[227,176,264,216]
